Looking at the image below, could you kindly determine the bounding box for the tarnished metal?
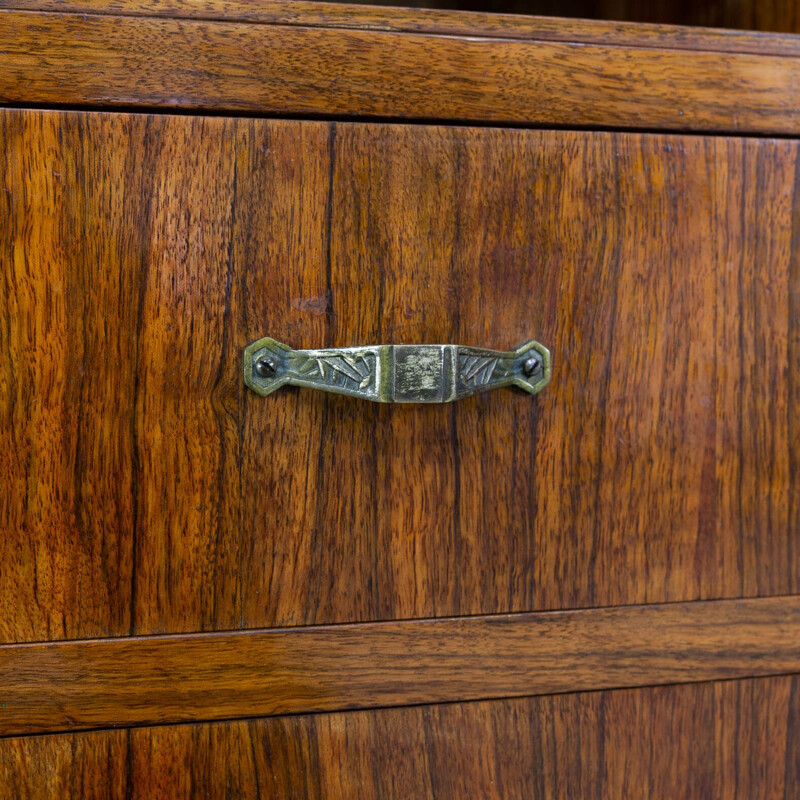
[243,338,551,403]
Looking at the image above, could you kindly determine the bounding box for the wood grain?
[0,730,127,800]
[2,109,799,640]
[1,675,798,798]
[130,116,242,634]
[1,12,797,794]
[0,111,144,641]
[1,596,799,735]
[3,10,800,132]
[4,0,800,57]
[125,676,800,799]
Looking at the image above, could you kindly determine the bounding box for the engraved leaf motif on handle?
[460,355,499,386]
[294,352,374,389]
[458,354,514,387]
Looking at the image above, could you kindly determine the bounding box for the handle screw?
[522,355,541,378]
[254,356,277,378]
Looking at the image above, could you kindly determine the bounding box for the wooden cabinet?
[1,2,799,797]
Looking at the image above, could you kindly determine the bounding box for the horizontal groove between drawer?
[1,595,799,737]
[2,10,800,135]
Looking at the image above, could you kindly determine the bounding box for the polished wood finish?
[2,675,798,798]
[2,597,798,736]
[2,10,800,132]
[2,5,799,791]
[5,0,800,56]
[0,111,142,642]
[2,110,799,643]
[0,730,127,800]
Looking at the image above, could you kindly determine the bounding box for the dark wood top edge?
[2,10,800,134]
[2,596,799,736]
[3,0,800,58]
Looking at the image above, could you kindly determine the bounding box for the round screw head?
[254,355,277,378]
[522,355,541,378]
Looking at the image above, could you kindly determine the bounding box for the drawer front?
[1,107,798,795]
[2,110,797,640]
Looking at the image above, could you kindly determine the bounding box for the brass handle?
[243,337,551,403]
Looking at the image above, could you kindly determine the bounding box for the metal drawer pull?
[243,337,551,403]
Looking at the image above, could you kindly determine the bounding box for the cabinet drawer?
[1,4,799,793]
[2,111,797,642]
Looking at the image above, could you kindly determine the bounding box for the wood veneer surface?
[2,597,799,735]
[2,0,800,55]
[2,9,800,131]
[1,675,798,798]
[2,109,798,642]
